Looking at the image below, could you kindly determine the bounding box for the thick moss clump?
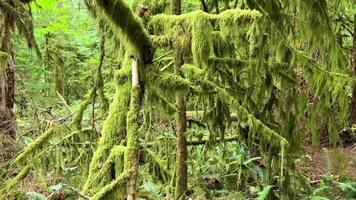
[95,0,154,63]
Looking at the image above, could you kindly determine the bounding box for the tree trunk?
[0,7,16,139]
[172,0,181,15]
[214,0,219,14]
[54,0,65,96]
[171,0,188,198]
[174,52,188,199]
[200,0,209,12]
[350,14,356,123]
[125,58,142,200]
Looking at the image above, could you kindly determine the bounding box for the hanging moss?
[144,147,172,179]
[218,9,262,40]
[157,73,191,91]
[191,12,213,68]
[146,89,177,115]
[95,0,154,63]
[150,35,172,47]
[235,104,289,150]
[181,63,204,77]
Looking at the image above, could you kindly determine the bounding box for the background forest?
[0,0,356,199]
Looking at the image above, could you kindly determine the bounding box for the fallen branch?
[188,135,239,145]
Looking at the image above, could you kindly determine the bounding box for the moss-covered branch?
[151,9,261,32]
[157,73,191,91]
[0,165,31,196]
[83,145,126,193]
[95,0,154,63]
[15,128,58,163]
[83,64,131,195]
[91,170,131,200]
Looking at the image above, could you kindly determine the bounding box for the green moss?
[145,147,172,180]
[96,0,153,63]
[157,73,191,91]
[91,171,130,200]
[72,89,94,131]
[191,11,213,68]
[84,145,126,192]
[208,57,246,67]
[236,104,289,150]
[181,64,204,77]
[146,89,177,115]
[1,165,30,195]
[150,35,171,47]
[15,128,59,163]
[218,9,262,41]
[124,78,142,199]
[83,60,131,194]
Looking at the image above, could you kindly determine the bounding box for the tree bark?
[214,0,219,14]
[125,58,142,200]
[0,7,16,139]
[172,0,181,15]
[54,0,65,96]
[350,14,356,123]
[174,52,188,199]
[200,0,209,12]
[171,0,188,198]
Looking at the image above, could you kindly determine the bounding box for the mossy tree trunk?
[350,14,356,123]
[172,0,181,15]
[172,1,188,198]
[0,8,16,139]
[124,57,142,200]
[54,0,65,97]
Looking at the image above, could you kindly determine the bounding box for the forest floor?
[299,144,356,180]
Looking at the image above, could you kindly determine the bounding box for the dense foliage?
[0,0,355,199]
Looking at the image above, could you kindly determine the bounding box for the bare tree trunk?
[350,14,356,123]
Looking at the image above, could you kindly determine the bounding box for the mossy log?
[187,135,239,145]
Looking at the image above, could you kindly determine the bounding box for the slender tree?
[171,0,188,198]
[350,14,356,122]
